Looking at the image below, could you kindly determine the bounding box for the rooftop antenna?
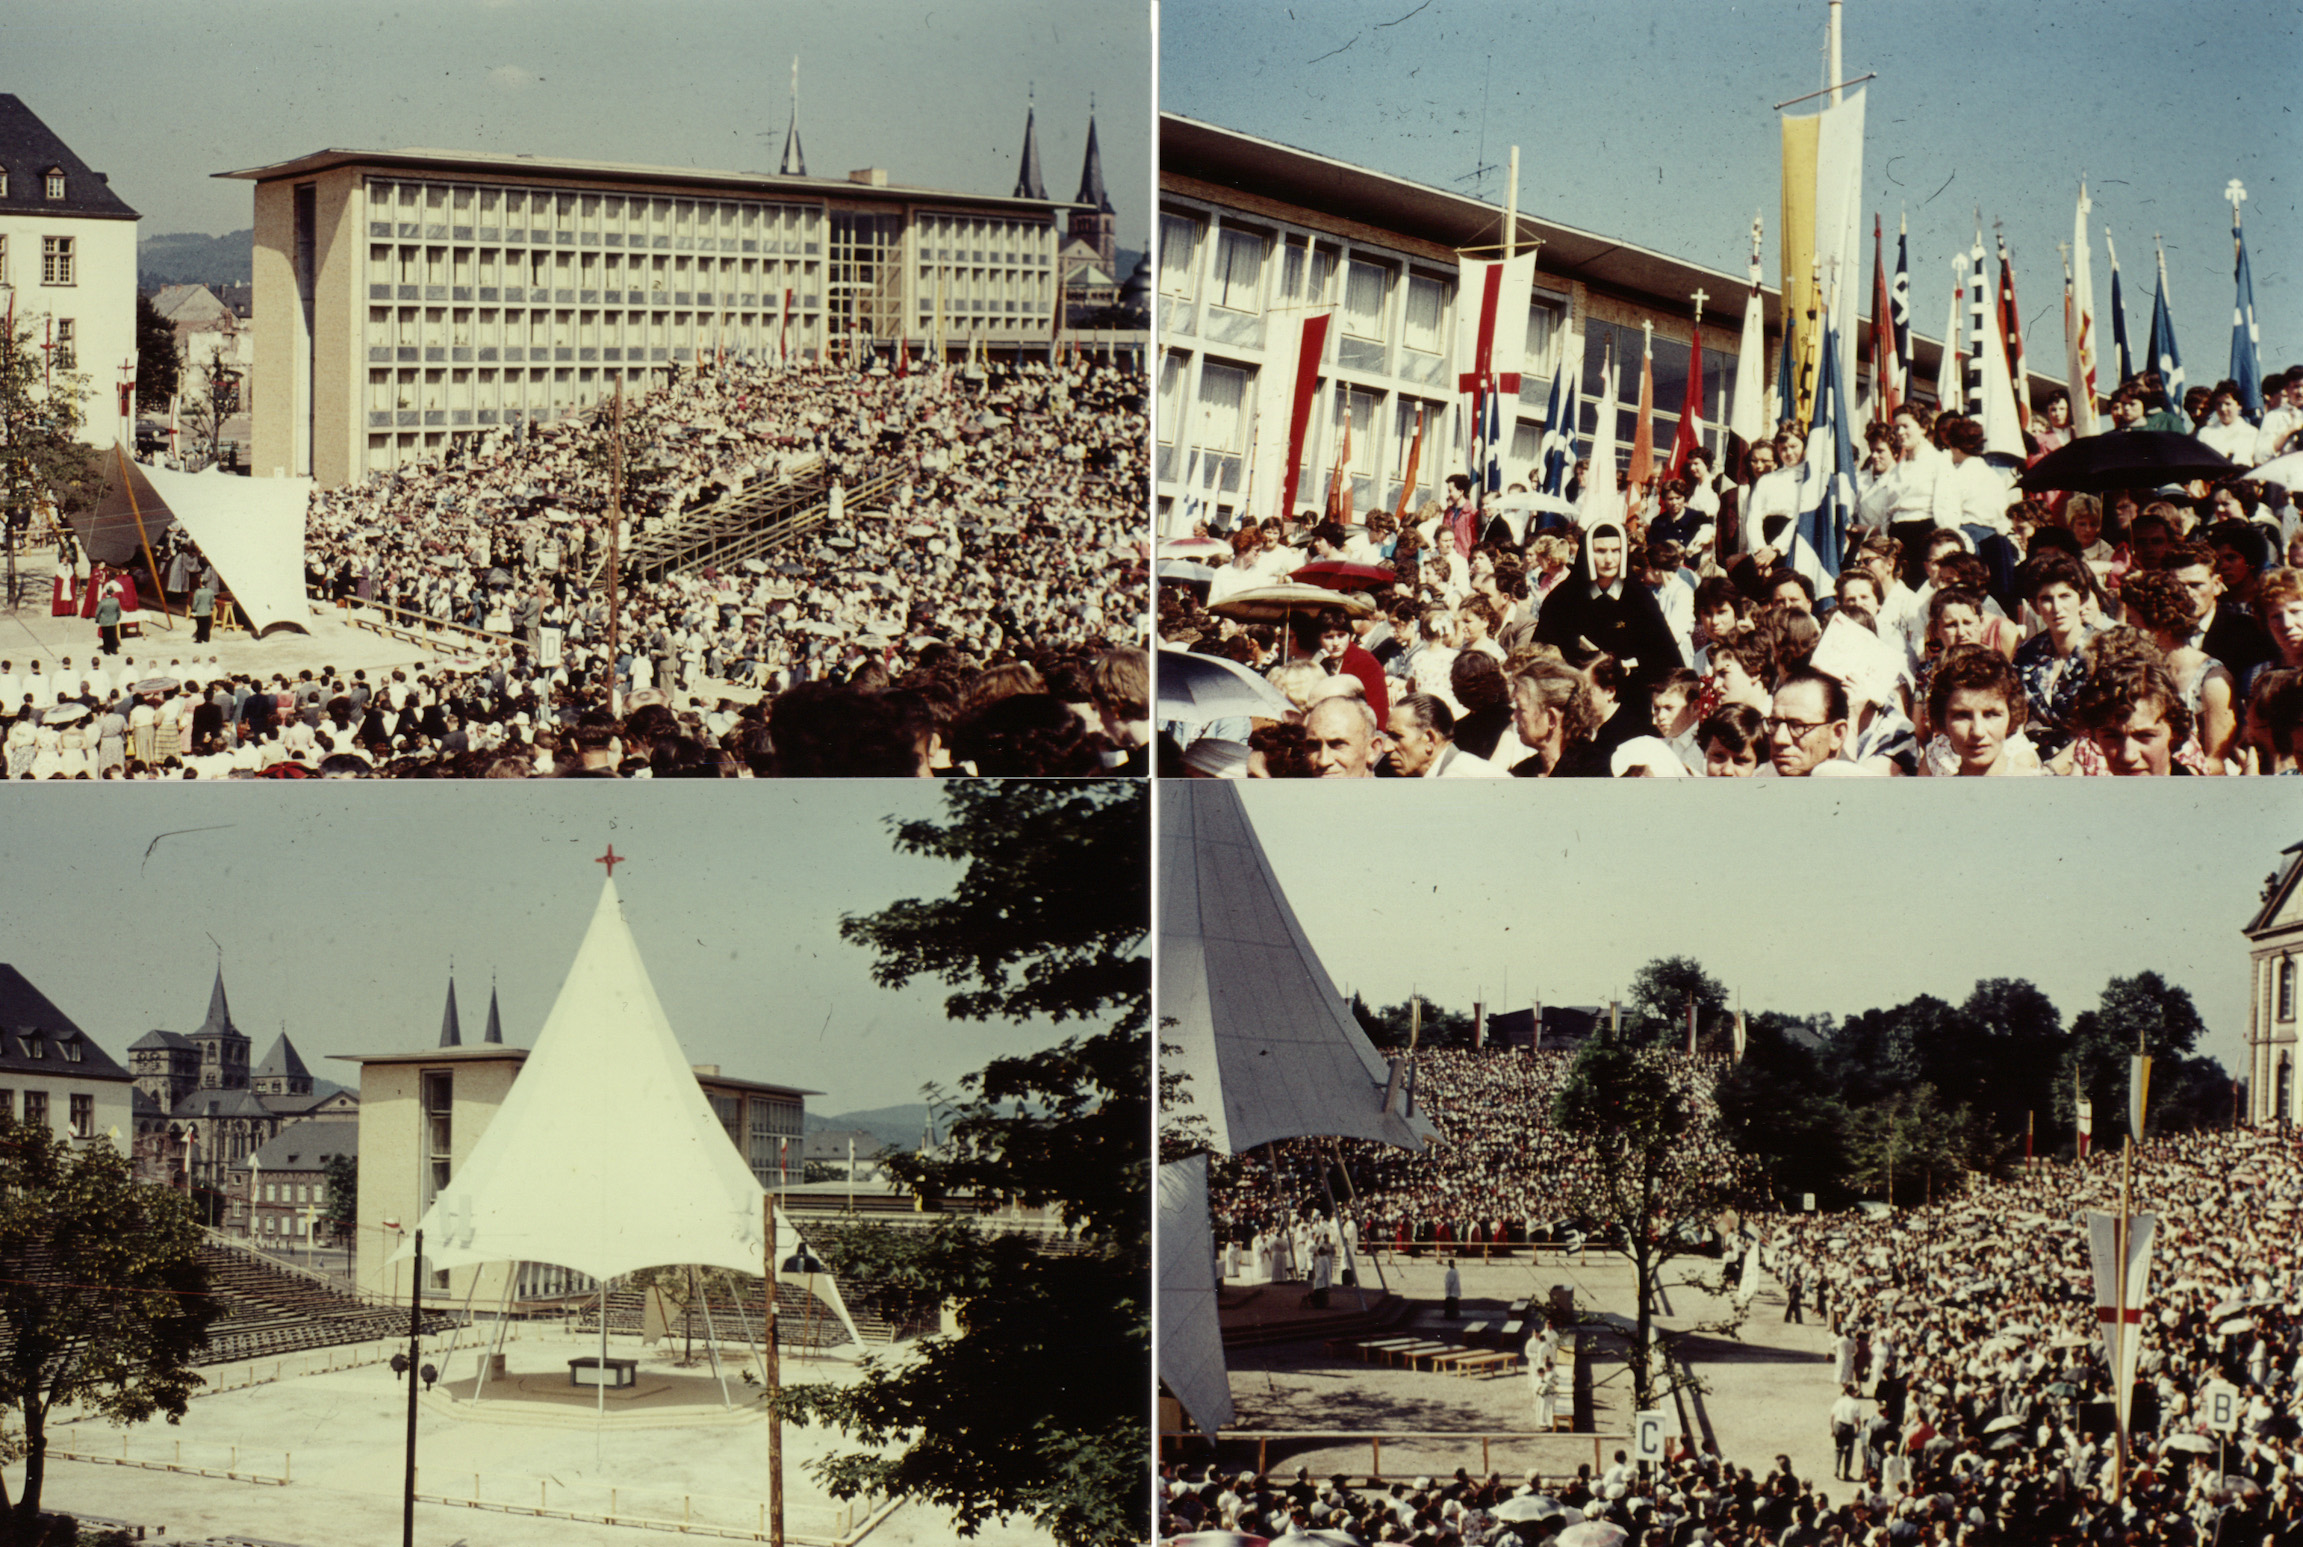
[1456,54,1499,201]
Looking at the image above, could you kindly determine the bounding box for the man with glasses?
[1766,669,1851,777]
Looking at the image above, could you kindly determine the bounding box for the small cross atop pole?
[1690,287,1709,326]
[596,844,625,879]
[2226,179,2248,224]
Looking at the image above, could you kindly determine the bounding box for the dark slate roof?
[0,96,138,221]
[170,1087,273,1120]
[130,1028,193,1052]
[483,987,503,1045]
[253,1033,310,1081]
[260,1090,342,1116]
[438,978,462,1047]
[195,969,237,1039]
[1074,114,1112,213]
[133,1088,168,1117]
[237,1121,357,1173]
[0,966,132,1081]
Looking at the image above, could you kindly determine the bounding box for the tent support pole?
[597,1281,608,1422]
[697,1274,733,1410]
[439,1270,483,1377]
[474,1277,515,1406]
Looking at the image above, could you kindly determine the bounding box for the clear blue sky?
[1236,780,2298,1079]
[5,0,1148,252]
[1163,0,2301,381]
[0,782,1080,1117]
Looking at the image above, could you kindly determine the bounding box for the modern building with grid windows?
[1155,114,1978,536]
[221,132,1104,487]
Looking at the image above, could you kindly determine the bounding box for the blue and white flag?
[1536,335,1580,502]
[2231,185,2263,421]
[2106,230,2133,386]
[1481,375,1504,496]
[2148,241,2185,418]
[1789,310,1856,588]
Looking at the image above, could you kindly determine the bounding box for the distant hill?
[139,230,253,290]
[806,1103,929,1152]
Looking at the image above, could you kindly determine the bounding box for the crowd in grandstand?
[1158,369,2303,779]
[17,355,1152,777]
[1171,1056,2302,1544]
[1209,1049,1751,1280]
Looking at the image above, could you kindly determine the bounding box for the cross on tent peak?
[596,844,625,879]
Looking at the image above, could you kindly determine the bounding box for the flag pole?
[764,1193,785,1547]
[2112,1132,2130,1502]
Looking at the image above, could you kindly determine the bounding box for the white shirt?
[1425,743,1508,778]
[1858,447,1950,529]
[2198,416,2257,464]
[1205,559,1265,609]
[1743,470,1803,555]
[1940,454,2015,534]
[2254,403,2301,463]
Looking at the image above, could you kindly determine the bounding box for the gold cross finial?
[1690,287,1709,325]
[2226,179,2248,218]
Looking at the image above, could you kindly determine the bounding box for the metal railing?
[1166,1429,1628,1483]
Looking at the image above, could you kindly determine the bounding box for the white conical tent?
[1159,782,1434,1156]
[1156,1155,1233,1438]
[394,878,858,1343]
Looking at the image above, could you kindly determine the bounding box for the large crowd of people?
[1208,1048,1753,1277]
[1169,1108,2303,1545]
[1159,367,2303,779]
[16,354,1153,776]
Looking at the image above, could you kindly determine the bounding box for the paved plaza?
[1195,1243,1850,1496]
[15,1319,1054,1546]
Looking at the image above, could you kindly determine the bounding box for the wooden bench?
[1448,1350,1522,1378]
[1397,1343,1465,1371]
[1352,1338,1420,1364]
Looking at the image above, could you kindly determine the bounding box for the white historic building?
[0,96,140,448]
[2245,840,2303,1127]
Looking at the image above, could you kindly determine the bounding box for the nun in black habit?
[1532,518,1684,700]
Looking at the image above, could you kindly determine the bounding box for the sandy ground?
[1194,1246,1849,1497]
[13,1320,1058,1546]
[2,538,443,690]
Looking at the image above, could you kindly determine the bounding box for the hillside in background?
[805,1103,929,1152]
[139,230,253,290]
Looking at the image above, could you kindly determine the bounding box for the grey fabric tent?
[1156,1155,1233,1439]
[1158,782,1434,1156]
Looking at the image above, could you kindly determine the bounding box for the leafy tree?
[132,295,180,412]
[1551,1041,1755,1410]
[1714,1015,1852,1208]
[1350,994,1476,1051]
[1843,1084,2001,1207]
[1951,978,2067,1140]
[178,341,240,471]
[0,312,102,552]
[778,782,1147,1547]
[0,1118,218,1541]
[321,1153,358,1239]
[2060,972,2209,1138]
[1625,956,1732,1050]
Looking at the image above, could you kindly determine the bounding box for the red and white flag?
[2076,1096,2093,1158]
[1667,309,1707,483]
[1252,310,1333,523]
[1626,321,1656,495]
[2086,1210,2156,1432]
[1453,251,1539,399]
[1868,215,1901,425]
[777,289,793,364]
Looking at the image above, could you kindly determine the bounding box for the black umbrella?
[2016,430,2240,493]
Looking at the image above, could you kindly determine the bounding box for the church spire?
[779,55,808,178]
[484,980,504,1045]
[439,976,463,1048]
[1013,94,1048,202]
[1074,103,1112,214]
[197,967,235,1038]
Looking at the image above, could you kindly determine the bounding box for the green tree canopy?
[782,782,1147,1547]
[0,1119,217,1540]
[1625,956,1732,1050]
[1552,1040,1756,1409]
[1,313,101,529]
[133,294,181,412]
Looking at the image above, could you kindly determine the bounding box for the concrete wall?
[1,208,138,448]
[353,1056,521,1307]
